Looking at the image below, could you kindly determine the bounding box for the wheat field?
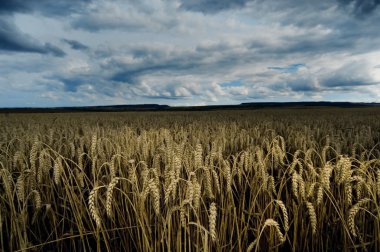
[1,108,380,251]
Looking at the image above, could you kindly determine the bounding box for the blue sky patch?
[220,79,243,87]
[268,63,306,73]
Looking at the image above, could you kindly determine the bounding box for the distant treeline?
[1,102,379,113]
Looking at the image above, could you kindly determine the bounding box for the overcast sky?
[1,0,380,107]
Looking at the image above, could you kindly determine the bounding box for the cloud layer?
[1,0,380,107]
[0,17,65,56]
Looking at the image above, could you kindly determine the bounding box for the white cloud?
[2,0,380,106]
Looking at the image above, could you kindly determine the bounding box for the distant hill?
[0,102,379,113]
[240,101,380,108]
[166,102,380,111]
[0,104,170,113]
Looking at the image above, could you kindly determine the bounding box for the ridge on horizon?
[1,101,380,113]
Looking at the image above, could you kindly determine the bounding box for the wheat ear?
[32,190,42,209]
[53,157,63,185]
[209,202,217,242]
[89,187,102,227]
[348,198,370,237]
[148,178,160,215]
[262,219,286,243]
[106,177,119,218]
[16,173,25,202]
[246,241,255,252]
[376,169,380,197]
[305,201,317,235]
[275,200,289,232]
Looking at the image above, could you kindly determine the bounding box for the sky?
[1,0,380,107]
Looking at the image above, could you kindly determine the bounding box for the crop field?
[1,108,380,252]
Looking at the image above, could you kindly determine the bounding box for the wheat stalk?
[297,174,306,200]
[106,177,119,218]
[321,162,333,190]
[376,169,380,197]
[337,156,351,185]
[180,205,187,228]
[305,201,317,235]
[345,183,353,206]
[16,172,25,202]
[316,184,324,205]
[268,176,276,195]
[192,179,201,210]
[148,178,160,215]
[307,182,316,199]
[38,149,48,183]
[185,180,194,204]
[209,202,217,242]
[88,187,102,228]
[204,167,214,198]
[194,143,203,168]
[0,169,13,195]
[348,198,370,237]
[292,172,299,200]
[211,169,221,194]
[262,218,285,243]
[275,200,289,232]
[32,190,42,210]
[91,134,97,158]
[223,160,231,194]
[53,157,63,185]
[30,140,39,173]
[165,172,177,204]
[110,154,117,178]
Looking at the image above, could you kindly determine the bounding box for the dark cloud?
[321,76,379,88]
[247,93,268,100]
[142,95,186,100]
[0,0,92,16]
[62,39,89,51]
[70,17,149,32]
[111,70,141,84]
[108,47,209,84]
[57,77,84,92]
[51,74,133,98]
[0,18,65,57]
[180,0,380,18]
[282,79,320,92]
[179,0,253,13]
[43,43,66,57]
[263,34,357,56]
[337,0,380,16]
[110,61,200,84]
[0,2,29,14]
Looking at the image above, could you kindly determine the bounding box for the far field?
[1,108,380,251]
